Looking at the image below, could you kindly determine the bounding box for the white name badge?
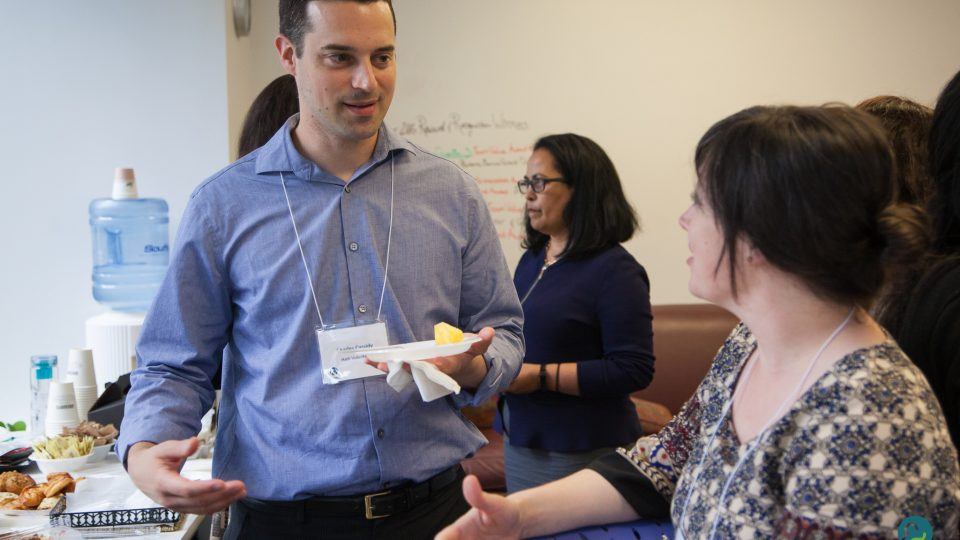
[316,321,389,384]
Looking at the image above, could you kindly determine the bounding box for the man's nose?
[352,60,377,92]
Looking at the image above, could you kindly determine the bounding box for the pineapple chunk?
[434,322,464,345]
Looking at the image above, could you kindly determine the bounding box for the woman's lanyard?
[279,157,395,328]
[676,307,855,539]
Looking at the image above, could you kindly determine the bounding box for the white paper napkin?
[386,360,461,402]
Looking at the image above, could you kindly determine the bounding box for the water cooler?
[85,168,169,390]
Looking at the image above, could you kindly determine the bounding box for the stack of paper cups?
[45,381,81,437]
[66,348,99,421]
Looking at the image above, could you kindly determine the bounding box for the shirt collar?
[255,113,418,180]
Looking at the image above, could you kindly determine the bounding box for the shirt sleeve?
[452,178,524,407]
[587,448,671,519]
[116,193,231,465]
[589,387,706,505]
[576,253,655,398]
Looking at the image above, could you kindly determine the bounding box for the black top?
[497,244,655,452]
[892,257,960,451]
[586,450,670,519]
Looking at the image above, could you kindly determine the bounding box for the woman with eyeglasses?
[441,107,960,539]
[497,133,655,493]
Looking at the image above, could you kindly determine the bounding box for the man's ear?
[276,34,297,76]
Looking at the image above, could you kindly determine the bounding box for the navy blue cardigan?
[497,244,655,452]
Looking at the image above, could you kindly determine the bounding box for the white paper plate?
[364,335,481,362]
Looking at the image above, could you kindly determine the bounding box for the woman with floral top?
[438,105,960,539]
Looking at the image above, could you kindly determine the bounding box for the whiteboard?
[387,0,960,304]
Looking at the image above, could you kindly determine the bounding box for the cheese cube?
[434,322,464,345]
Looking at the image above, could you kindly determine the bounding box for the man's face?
[282,1,396,145]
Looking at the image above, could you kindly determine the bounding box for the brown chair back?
[633,304,739,414]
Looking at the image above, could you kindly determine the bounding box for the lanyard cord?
[377,159,395,321]
[279,157,395,328]
[677,307,855,539]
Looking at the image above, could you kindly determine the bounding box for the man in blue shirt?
[117,0,524,537]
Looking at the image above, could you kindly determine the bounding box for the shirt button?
[349,242,359,252]
[377,428,385,439]
[344,186,351,194]
[358,304,368,314]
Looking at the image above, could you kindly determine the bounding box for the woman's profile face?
[524,148,573,238]
[678,185,734,304]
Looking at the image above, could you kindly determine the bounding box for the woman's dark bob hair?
[695,105,928,307]
[237,74,299,158]
[522,133,638,259]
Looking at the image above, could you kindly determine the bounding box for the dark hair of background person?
[694,105,930,307]
[279,0,397,57]
[237,74,299,158]
[929,69,960,253]
[856,96,935,207]
[878,70,960,333]
[521,133,639,260]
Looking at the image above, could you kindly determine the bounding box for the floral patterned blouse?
[591,324,960,538]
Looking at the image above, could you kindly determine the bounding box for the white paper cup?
[74,387,98,421]
[67,348,98,389]
[74,386,98,398]
[47,381,77,405]
[46,382,80,430]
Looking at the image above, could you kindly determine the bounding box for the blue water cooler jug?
[89,168,169,312]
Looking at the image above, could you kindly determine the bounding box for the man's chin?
[341,118,383,141]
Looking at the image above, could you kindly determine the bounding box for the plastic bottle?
[89,168,170,312]
[29,355,58,438]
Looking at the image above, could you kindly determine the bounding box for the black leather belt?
[241,465,463,520]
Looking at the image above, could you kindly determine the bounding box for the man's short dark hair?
[279,0,396,57]
[522,133,639,260]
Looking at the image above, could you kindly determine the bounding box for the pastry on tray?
[0,471,82,512]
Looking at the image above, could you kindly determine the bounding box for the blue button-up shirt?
[117,117,524,499]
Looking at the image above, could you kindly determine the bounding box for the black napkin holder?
[86,372,132,430]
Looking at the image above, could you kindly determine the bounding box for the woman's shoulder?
[707,323,754,379]
[783,342,960,531]
[589,245,650,283]
[794,342,958,470]
[799,343,944,422]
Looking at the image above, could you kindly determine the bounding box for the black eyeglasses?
[517,176,567,194]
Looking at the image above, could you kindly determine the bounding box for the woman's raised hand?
[436,474,523,540]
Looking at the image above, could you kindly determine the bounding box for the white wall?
[225,0,285,161]
[0,2,230,423]
[385,0,960,304]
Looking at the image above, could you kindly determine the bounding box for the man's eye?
[328,54,350,64]
[373,54,393,67]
